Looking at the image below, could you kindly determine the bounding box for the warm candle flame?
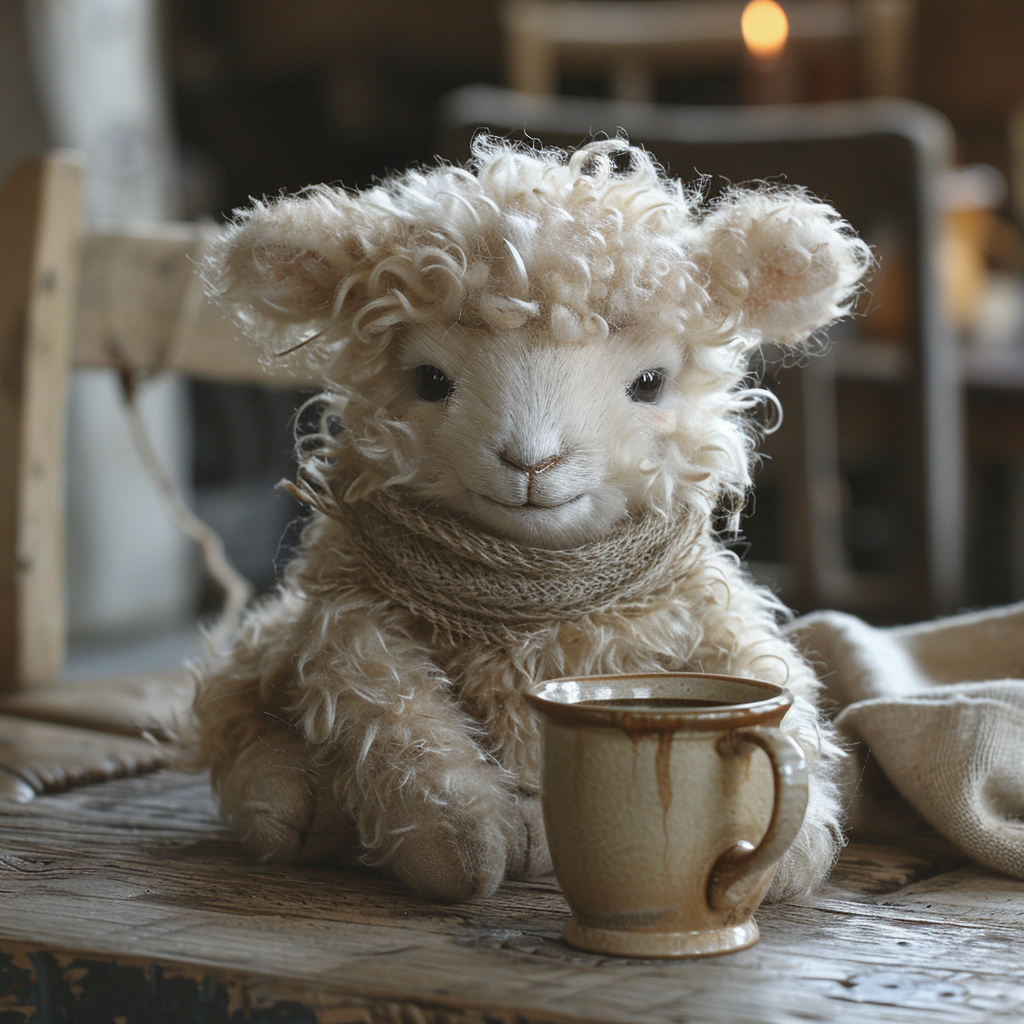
[741,0,789,60]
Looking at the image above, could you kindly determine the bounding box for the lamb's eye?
[627,369,665,404]
[415,364,455,402]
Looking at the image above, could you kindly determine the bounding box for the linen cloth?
[786,602,1024,879]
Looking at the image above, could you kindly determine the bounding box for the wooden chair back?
[501,0,915,102]
[0,153,303,692]
[439,88,962,621]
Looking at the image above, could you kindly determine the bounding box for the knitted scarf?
[285,469,706,645]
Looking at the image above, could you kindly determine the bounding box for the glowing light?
[741,0,789,60]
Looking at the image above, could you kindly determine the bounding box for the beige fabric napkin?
[787,603,1024,879]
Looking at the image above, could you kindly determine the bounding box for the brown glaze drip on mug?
[594,704,696,849]
[581,698,749,851]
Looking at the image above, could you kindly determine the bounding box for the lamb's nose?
[499,450,563,475]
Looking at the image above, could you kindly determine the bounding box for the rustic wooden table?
[0,768,1021,1024]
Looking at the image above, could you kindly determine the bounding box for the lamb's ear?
[204,190,359,339]
[702,190,872,346]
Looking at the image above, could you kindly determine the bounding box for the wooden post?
[859,0,915,97]
[0,154,84,690]
[502,0,559,95]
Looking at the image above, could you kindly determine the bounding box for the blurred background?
[3,0,1024,677]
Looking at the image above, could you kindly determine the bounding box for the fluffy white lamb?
[192,136,871,901]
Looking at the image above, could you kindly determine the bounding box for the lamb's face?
[206,142,871,545]
[387,323,691,549]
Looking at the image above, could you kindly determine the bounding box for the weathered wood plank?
[0,771,1022,1023]
[14,157,84,691]
[74,224,196,369]
[0,670,193,740]
[0,154,85,691]
[0,715,169,799]
[825,835,969,897]
[74,225,310,385]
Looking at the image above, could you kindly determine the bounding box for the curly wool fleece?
[211,135,866,375]
[193,137,872,902]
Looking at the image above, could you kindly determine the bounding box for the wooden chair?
[502,0,916,102]
[438,87,963,621]
[0,153,306,800]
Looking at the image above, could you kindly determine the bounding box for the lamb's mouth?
[479,493,584,512]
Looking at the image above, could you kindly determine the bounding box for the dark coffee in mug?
[579,697,733,709]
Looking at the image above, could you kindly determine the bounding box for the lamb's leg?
[269,612,546,900]
[682,575,847,900]
[216,718,359,865]
[191,595,358,865]
[740,652,845,901]
[315,678,528,900]
[764,739,844,900]
[743,659,846,901]
[196,590,540,898]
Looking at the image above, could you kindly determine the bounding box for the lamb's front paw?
[385,772,546,900]
[506,791,551,879]
[389,807,511,901]
[218,729,357,865]
[388,791,551,899]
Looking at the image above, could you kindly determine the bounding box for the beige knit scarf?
[285,468,707,645]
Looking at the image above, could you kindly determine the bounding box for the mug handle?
[706,726,808,911]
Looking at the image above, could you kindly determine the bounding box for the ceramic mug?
[525,673,808,958]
